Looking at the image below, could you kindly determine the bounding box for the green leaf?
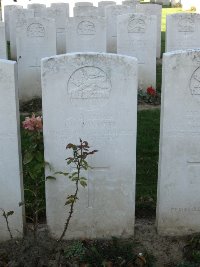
[46,176,56,180]
[23,152,34,165]
[80,180,87,187]
[35,151,43,162]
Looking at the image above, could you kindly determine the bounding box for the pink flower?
[22,114,43,132]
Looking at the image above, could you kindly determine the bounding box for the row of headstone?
[1,49,200,240]
[1,3,161,101]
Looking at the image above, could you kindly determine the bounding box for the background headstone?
[136,3,162,58]
[10,8,34,60]
[0,59,24,241]
[0,22,7,59]
[117,13,157,91]
[106,5,131,53]
[4,5,23,41]
[166,13,200,52]
[16,17,56,101]
[47,3,69,54]
[98,1,116,17]
[42,52,137,239]
[66,16,106,52]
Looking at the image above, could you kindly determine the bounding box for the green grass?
[136,109,160,206]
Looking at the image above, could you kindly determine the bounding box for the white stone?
[157,49,200,235]
[66,16,106,52]
[122,0,137,7]
[166,13,200,52]
[75,2,93,6]
[0,22,7,59]
[42,52,137,239]
[0,59,24,241]
[27,3,47,17]
[4,5,23,41]
[154,0,170,5]
[98,1,116,17]
[117,13,156,91]
[106,5,132,53]
[16,17,56,101]
[10,9,34,60]
[136,4,162,58]
[47,3,69,54]
[74,5,99,17]
[171,0,181,7]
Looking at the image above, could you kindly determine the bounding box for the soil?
[0,217,190,267]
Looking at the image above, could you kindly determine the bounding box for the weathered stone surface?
[0,22,7,59]
[106,5,131,53]
[117,13,156,90]
[27,3,47,17]
[4,5,23,41]
[47,3,69,54]
[42,52,137,239]
[0,59,24,241]
[157,49,200,235]
[16,17,56,101]
[98,1,116,17]
[166,13,200,52]
[66,16,106,52]
[136,3,162,58]
[10,8,34,60]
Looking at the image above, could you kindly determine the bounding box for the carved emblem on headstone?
[68,66,111,99]
[178,17,195,32]
[27,23,45,37]
[190,67,200,95]
[128,16,146,33]
[77,21,95,35]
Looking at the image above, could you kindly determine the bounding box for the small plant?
[0,209,14,239]
[21,113,45,238]
[64,241,86,262]
[52,139,98,242]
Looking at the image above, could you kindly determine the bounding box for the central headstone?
[42,53,137,239]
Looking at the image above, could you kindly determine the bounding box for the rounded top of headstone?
[75,2,93,7]
[27,3,46,8]
[98,1,116,7]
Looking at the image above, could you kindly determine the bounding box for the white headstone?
[47,3,69,54]
[16,17,56,101]
[106,5,131,53]
[66,16,106,52]
[74,5,99,16]
[27,3,47,17]
[0,22,7,59]
[157,49,200,235]
[166,13,200,53]
[42,52,137,239]
[4,5,23,41]
[154,0,170,5]
[10,9,34,60]
[117,13,156,91]
[0,59,24,241]
[98,1,116,17]
[136,4,162,58]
